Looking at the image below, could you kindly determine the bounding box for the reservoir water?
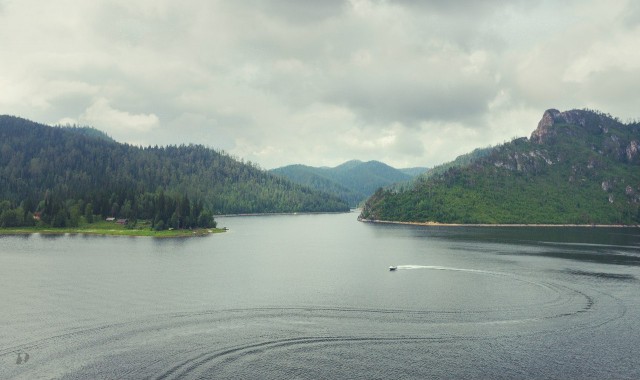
[1,211,639,379]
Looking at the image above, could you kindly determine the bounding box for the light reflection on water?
[1,212,639,379]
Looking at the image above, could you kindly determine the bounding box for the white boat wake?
[394,265,497,275]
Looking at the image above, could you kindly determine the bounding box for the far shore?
[215,210,354,217]
[0,226,227,238]
[358,218,639,228]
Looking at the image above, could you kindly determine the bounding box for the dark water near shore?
[1,212,639,379]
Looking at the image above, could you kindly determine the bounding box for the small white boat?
[389,266,397,271]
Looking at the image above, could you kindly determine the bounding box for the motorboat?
[389,266,397,271]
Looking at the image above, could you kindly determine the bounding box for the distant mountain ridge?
[271,160,425,207]
[360,109,640,225]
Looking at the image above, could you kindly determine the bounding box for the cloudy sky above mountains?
[1,0,639,168]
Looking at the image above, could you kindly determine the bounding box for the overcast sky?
[1,1,639,169]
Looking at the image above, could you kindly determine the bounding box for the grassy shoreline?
[0,220,226,237]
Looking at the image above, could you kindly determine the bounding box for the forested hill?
[360,109,640,225]
[270,160,421,207]
[0,116,349,225]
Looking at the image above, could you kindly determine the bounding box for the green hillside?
[271,160,414,207]
[0,116,349,228]
[360,109,640,225]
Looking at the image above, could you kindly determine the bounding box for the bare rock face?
[530,109,561,144]
[627,140,639,162]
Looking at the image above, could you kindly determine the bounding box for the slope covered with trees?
[270,160,416,207]
[421,147,492,180]
[360,109,640,225]
[0,116,348,228]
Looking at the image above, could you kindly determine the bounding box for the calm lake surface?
[1,211,640,379]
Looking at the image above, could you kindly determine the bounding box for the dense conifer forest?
[0,116,349,229]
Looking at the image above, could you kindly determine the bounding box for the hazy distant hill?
[269,164,362,207]
[271,160,416,207]
[360,109,640,225]
[0,115,349,222]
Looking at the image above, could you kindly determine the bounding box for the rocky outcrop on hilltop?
[527,108,640,164]
[530,109,624,144]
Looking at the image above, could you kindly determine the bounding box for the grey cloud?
[327,74,496,126]
[1,0,638,169]
[576,69,640,120]
[89,2,196,53]
[251,0,347,24]
[392,0,516,13]
[621,1,640,29]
